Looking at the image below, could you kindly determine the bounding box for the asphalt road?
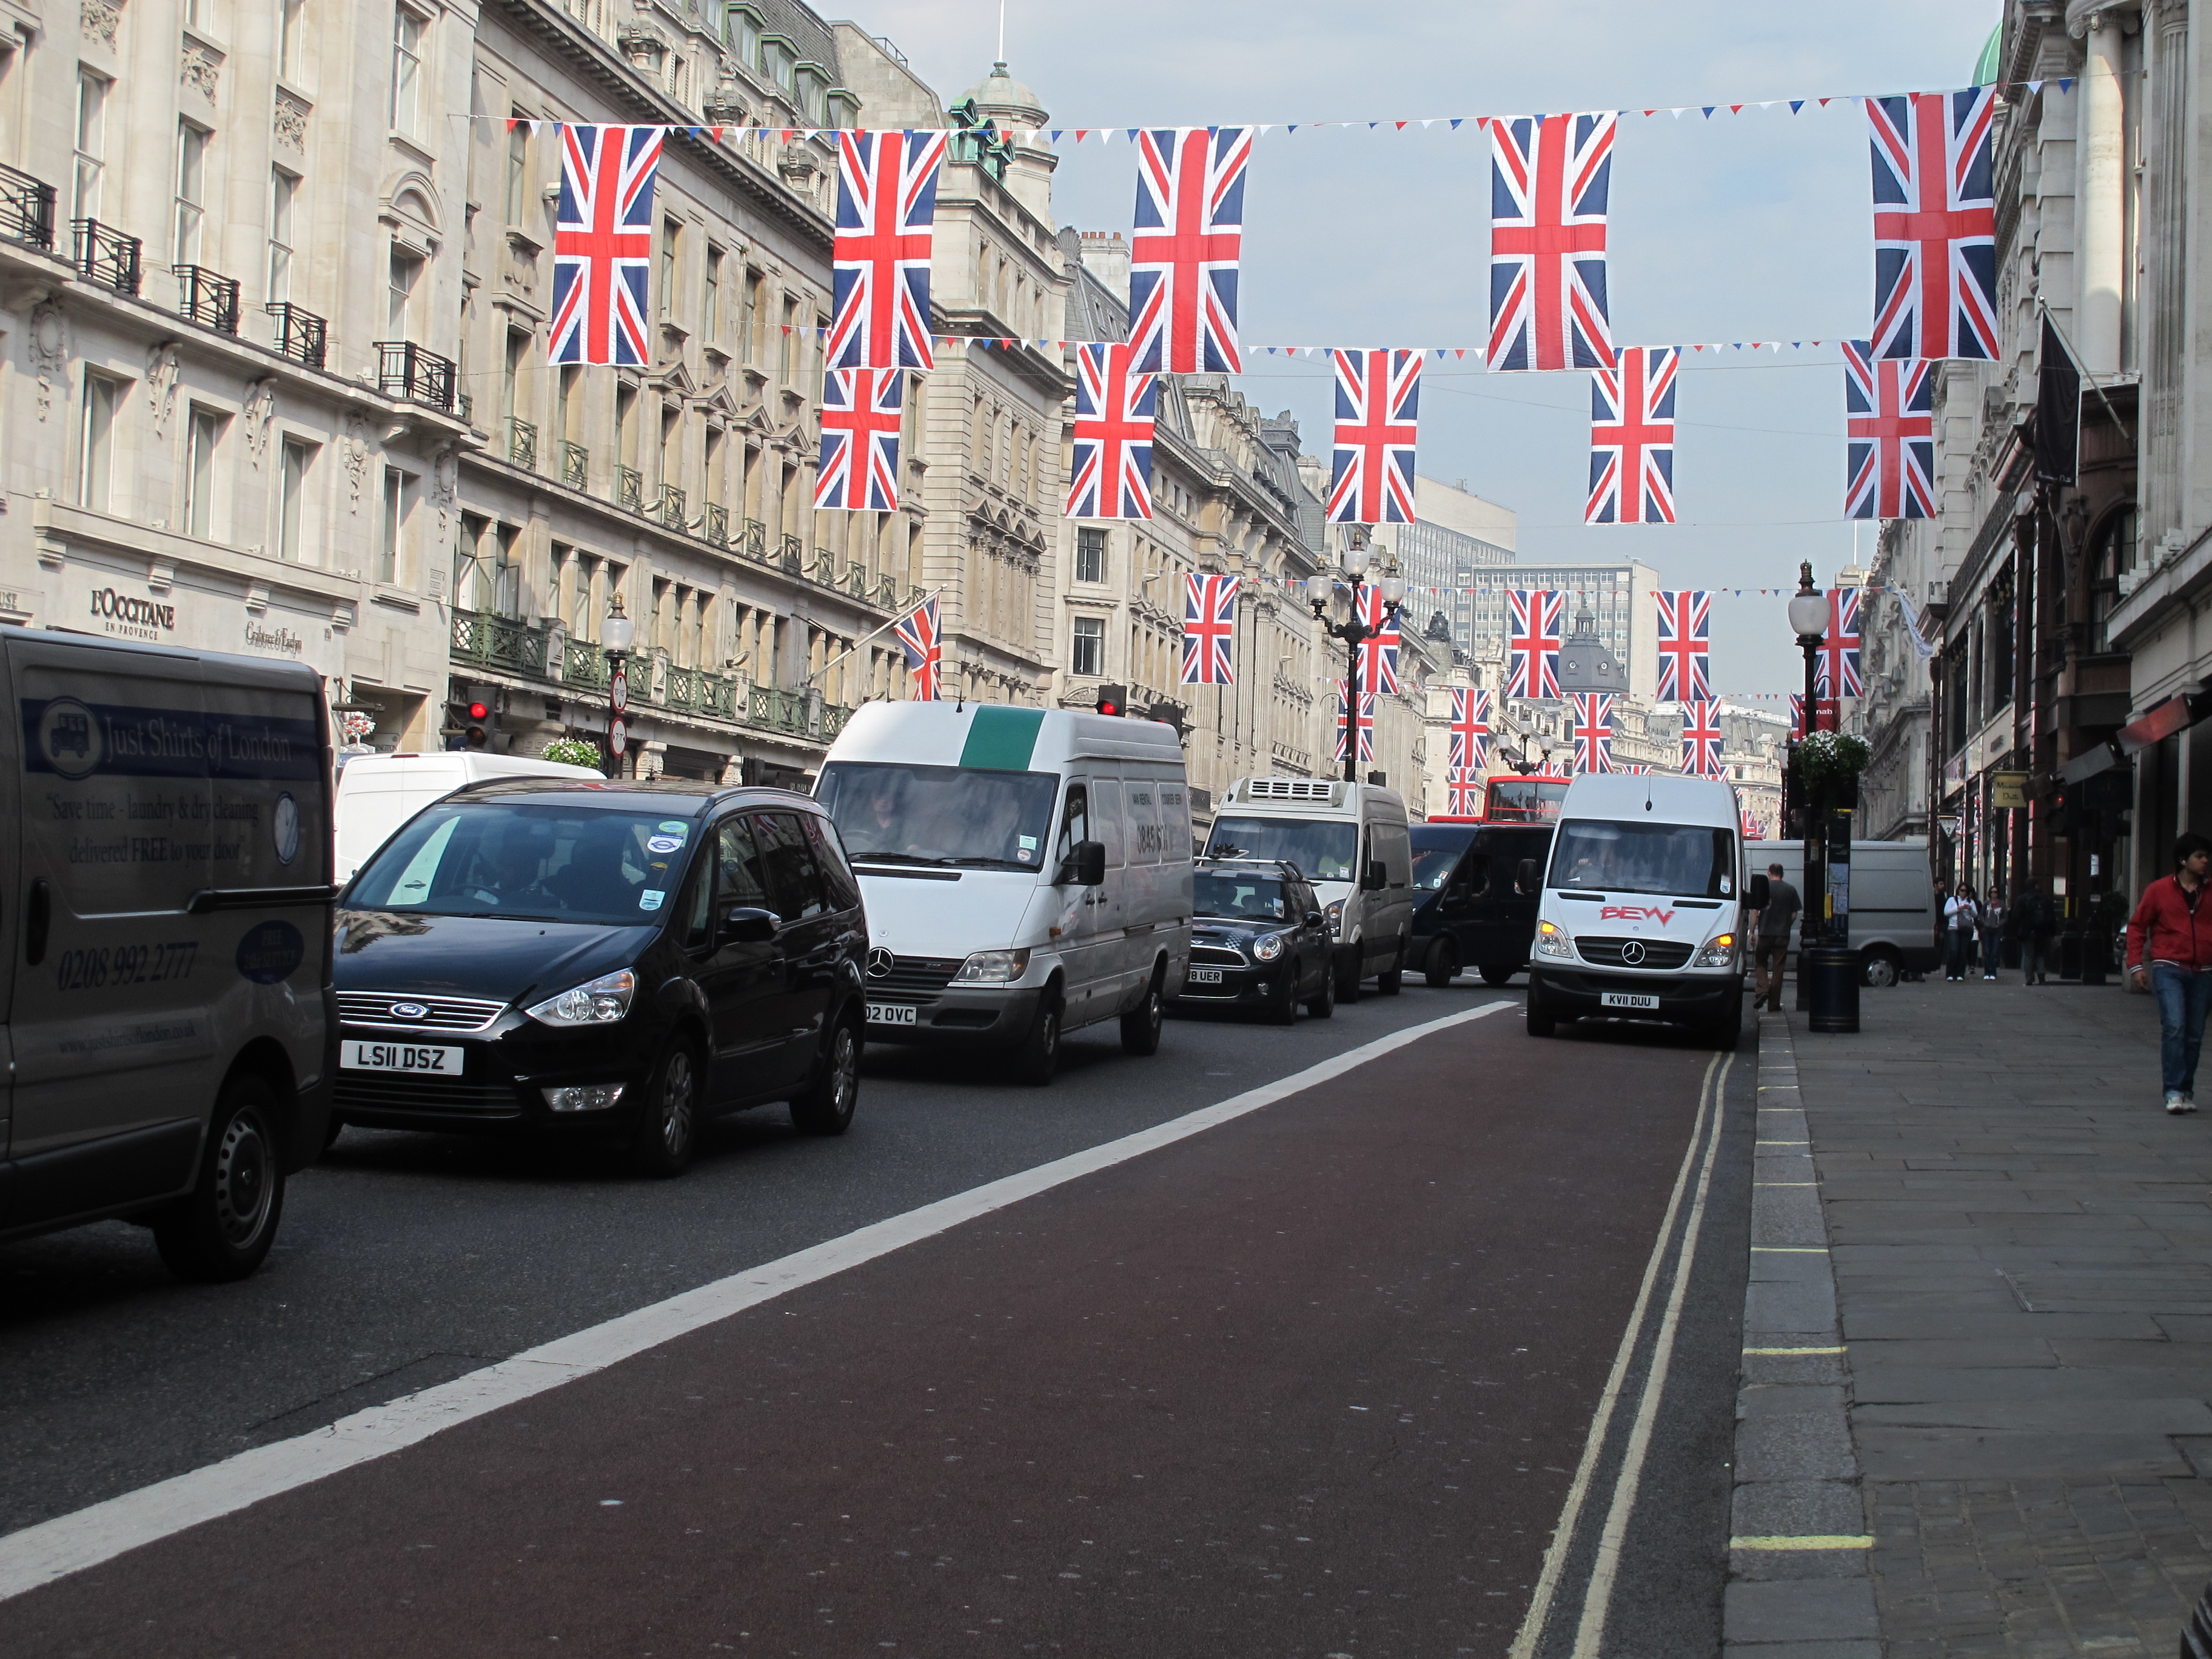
[1,977,1753,1656]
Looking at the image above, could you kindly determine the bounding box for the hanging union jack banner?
[1587,346,1676,524]
[1868,89,1998,361]
[1489,112,1617,373]
[1355,586,1401,696]
[828,129,948,372]
[1570,692,1614,774]
[1065,343,1157,520]
[1449,688,1492,772]
[1817,588,1863,699]
[1844,341,1936,520]
[1335,682,1376,765]
[551,125,665,366]
[1654,589,1712,702]
[1447,770,1484,816]
[814,369,903,511]
[1180,572,1239,686]
[894,595,942,702]
[1507,589,1564,701]
[1327,350,1421,525]
[1681,698,1725,777]
[1128,126,1251,375]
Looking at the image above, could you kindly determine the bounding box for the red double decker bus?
[1429,774,1572,826]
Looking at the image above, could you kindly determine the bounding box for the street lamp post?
[602,594,636,778]
[1305,528,1406,785]
[1787,561,1858,1031]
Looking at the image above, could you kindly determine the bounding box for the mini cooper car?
[1173,858,1336,1023]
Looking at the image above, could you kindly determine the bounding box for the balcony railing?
[741,518,767,561]
[265,303,327,369]
[0,164,56,251]
[660,665,739,719]
[563,637,610,691]
[508,418,537,472]
[877,574,902,610]
[451,608,549,677]
[703,503,729,546]
[614,465,643,513]
[811,548,837,587]
[780,534,804,575]
[845,561,869,598]
[559,440,588,491]
[748,685,810,736]
[656,484,686,530]
[375,341,457,412]
[70,218,140,295]
[175,264,239,334]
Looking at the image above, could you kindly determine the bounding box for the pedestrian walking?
[2124,831,2212,1114]
[1751,861,1800,1011]
[1979,885,2006,981]
[2013,881,2055,984]
[1943,885,1979,981]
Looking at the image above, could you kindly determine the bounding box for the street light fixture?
[1306,526,1404,784]
[603,594,635,776]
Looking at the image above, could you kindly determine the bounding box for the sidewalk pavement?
[1785,972,2212,1657]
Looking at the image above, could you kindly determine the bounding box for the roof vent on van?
[1243,777,1338,802]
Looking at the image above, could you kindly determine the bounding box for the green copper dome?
[1974,22,2002,86]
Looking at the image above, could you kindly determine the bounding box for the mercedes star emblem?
[866,948,896,979]
[1619,940,1646,967]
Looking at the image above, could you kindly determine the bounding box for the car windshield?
[1548,819,1735,900]
[1410,845,1462,891]
[816,762,1061,871]
[1204,816,1358,883]
[345,802,699,923]
[1195,871,1292,921]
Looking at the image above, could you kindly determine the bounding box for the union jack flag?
[1507,589,1564,700]
[1789,692,1805,740]
[1868,90,1998,361]
[1449,688,1492,772]
[1489,112,1616,373]
[1817,589,1862,699]
[1654,589,1712,702]
[1128,126,1250,375]
[1447,769,1484,816]
[828,129,947,372]
[894,595,942,702]
[1335,682,1375,765]
[1355,586,1401,696]
[814,369,903,512]
[1065,343,1156,520]
[1681,699,1724,777]
[1180,572,1239,686]
[1327,350,1420,525]
[1570,693,1614,774]
[1844,341,1936,520]
[550,126,663,366]
[1588,346,1676,524]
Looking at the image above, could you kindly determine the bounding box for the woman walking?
[1980,885,2007,981]
[1943,885,1979,981]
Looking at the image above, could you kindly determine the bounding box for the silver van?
[1746,839,1940,987]
[0,629,335,1279]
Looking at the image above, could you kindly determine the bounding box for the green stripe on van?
[959,705,1045,771]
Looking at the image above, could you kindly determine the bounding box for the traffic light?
[466,700,491,723]
[1096,684,1126,717]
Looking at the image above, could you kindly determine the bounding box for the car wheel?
[1424,937,1460,988]
[1305,959,1337,1019]
[1479,964,1517,987]
[321,1113,346,1154]
[1861,950,1900,990]
[1121,972,1165,1055]
[629,1038,702,1178]
[1010,990,1062,1086]
[790,1017,860,1136]
[1266,974,1300,1025]
[153,1074,286,1282]
[1525,992,1557,1038]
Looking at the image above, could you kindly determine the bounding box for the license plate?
[341,1040,464,1073]
[866,1002,918,1026]
[1601,992,1660,1011]
[1187,967,1225,985]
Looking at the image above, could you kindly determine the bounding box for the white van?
[1202,778,1414,999]
[1527,773,1756,1046]
[815,702,1193,1085]
[334,752,603,884]
[1746,839,1939,987]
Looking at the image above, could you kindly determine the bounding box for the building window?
[2089,505,2139,653]
[742,265,762,363]
[731,6,760,65]
[72,70,107,221]
[1071,615,1104,678]
[505,118,529,224]
[390,6,426,137]
[763,36,793,90]
[502,328,526,426]
[267,169,298,304]
[387,247,421,340]
[659,216,680,320]
[186,406,221,540]
[279,437,313,561]
[81,371,121,512]
[777,294,796,381]
[185,0,217,31]
[278,0,307,81]
[1075,526,1106,585]
[379,467,407,584]
[560,363,583,441]
[173,121,210,267]
[703,246,723,345]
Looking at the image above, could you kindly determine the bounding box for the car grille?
[1190,944,1246,967]
[335,1070,522,1115]
[865,954,962,997]
[1575,936,1695,971]
[336,991,507,1031]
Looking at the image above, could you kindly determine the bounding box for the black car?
[1408,822,1555,987]
[1173,859,1336,1023]
[331,779,867,1176]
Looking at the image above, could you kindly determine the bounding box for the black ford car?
[1173,859,1336,1023]
[332,779,866,1176]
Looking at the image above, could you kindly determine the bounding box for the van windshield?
[1205,816,1359,883]
[345,802,699,922]
[1548,819,1735,900]
[816,762,1060,870]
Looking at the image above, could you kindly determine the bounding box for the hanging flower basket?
[1796,731,1870,797]
[542,737,604,771]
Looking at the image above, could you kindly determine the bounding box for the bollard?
[1806,945,1860,1033]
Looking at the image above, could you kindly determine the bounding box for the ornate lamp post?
[1305,529,1406,784]
[602,594,636,777]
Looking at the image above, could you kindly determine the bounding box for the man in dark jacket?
[2012,882,2056,985]
[2126,832,2212,1113]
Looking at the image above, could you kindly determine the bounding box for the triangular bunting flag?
[1789,99,1805,113]
[2059,77,2074,93]
[1701,106,1717,118]
[1448,118,1462,130]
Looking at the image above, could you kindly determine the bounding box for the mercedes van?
[815,702,1193,1085]
[1202,777,1413,1000]
[1526,773,1760,1047]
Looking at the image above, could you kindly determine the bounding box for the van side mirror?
[1058,840,1106,887]
[719,905,779,945]
[1361,859,1387,891]
[1748,874,1771,911]
[1515,858,1539,896]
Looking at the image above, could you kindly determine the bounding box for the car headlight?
[1254,932,1285,962]
[1535,920,1574,960]
[953,947,1031,984]
[525,968,637,1027]
[1694,933,1738,969]
[1324,900,1344,937]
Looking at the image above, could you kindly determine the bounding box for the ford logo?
[389,1001,429,1019]
[1620,940,1646,967]
[866,948,896,979]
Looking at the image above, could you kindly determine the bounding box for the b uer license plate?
[1187,967,1225,985]
[341,1040,463,1073]
[1601,992,1660,1011]
[866,1002,918,1027]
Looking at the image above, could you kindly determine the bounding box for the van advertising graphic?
[235,920,306,984]
[22,699,322,781]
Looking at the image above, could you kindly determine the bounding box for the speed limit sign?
[608,716,628,757]
[609,666,629,715]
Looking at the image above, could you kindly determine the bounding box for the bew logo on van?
[1600,904,1676,925]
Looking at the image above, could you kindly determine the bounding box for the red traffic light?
[1096,683,1126,718]
[468,702,491,721]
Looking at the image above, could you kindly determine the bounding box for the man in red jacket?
[2126,832,2212,1113]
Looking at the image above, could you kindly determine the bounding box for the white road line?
[0,999,1513,1604]
[1508,1050,1724,1659]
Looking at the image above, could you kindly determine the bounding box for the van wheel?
[790,1017,860,1136]
[1525,993,1557,1038]
[1336,960,1363,1004]
[1706,993,1744,1050]
[1305,962,1336,1019]
[1010,991,1062,1086]
[629,1039,702,1178]
[1861,949,1901,990]
[1480,964,1517,987]
[1424,938,1460,988]
[1121,973,1165,1056]
[153,1074,286,1282]
[1378,942,1406,996]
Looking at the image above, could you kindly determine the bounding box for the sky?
[854,0,2001,698]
